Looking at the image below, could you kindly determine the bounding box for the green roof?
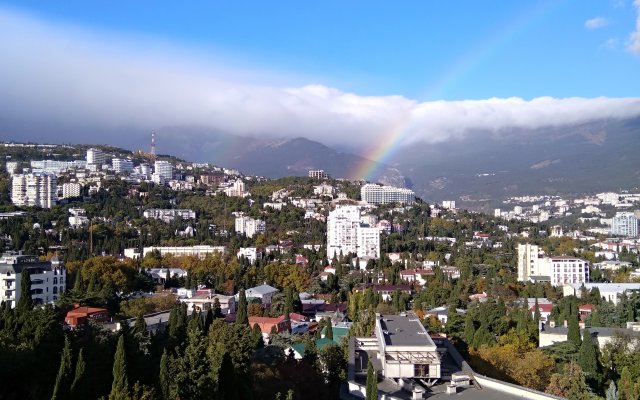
[322,326,349,343]
[291,338,337,355]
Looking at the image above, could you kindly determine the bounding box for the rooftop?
[378,314,436,347]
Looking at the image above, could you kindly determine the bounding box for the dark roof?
[541,325,640,338]
[301,303,347,313]
[378,314,436,347]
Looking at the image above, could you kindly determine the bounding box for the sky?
[1,1,640,155]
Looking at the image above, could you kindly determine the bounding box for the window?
[53,287,58,294]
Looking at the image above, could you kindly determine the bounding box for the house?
[539,322,640,350]
[424,306,466,325]
[579,304,594,321]
[65,305,109,328]
[179,292,236,314]
[563,283,640,305]
[399,268,434,286]
[361,284,412,301]
[244,284,279,305]
[248,315,291,341]
[147,268,188,284]
[529,303,554,322]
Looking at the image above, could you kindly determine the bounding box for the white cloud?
[585,17,608,29]
[1,7,640,151]
[627,0,640,53]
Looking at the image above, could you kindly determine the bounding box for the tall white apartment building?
[360,184,415,205]
[143,209,196,222]
[62,182,82,199]
[31,160,86,174]
[86,148,106,167]
[6,161,18,176]
[224,179,247,197]
[517,243,589,286]
[154,160,174,181]
[11,173,57,208]
[308,170,329,179]
[235,215,266,238]
[327,205,380,259]
[612,212,638,237]
[442,201,456,210]
[0,253,66,308]
[112,158,134,174]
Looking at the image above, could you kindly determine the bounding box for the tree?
[324,317,334,341]
[17,267,34,312]
[546,362,591,400]
[606,380,619,400]
[365,360,377,400]
[52,335,73,400]
[236,289,248,326]
[568,313,581,347]
[159,350,171,400]
[70,348,86,400]
[578,328,600,382]
[109,335,130,400]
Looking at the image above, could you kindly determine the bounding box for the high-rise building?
[224,179,247,197]
[0,253,66,308]
[235,214,266,238]
[442,201,456,210]
[62,182,82,199]
[154,160,174,181]
[112,158,134,174]
[612,212,639,237]
[360,184,415,205]
[86,148,106,167]
[11,173,57,208]
[308,170,329,179]
[327,205,380,259]
[517,244,589,286]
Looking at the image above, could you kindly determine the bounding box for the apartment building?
[0,253,66,308]
[360,183,415,205]
[517,243,589,286]
[11,172,57,208]
[327,205,380,259]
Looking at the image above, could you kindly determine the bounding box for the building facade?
[11,173,58,208]
[86,148,106,167]
[235,215,266,238]
[0,253,66,308]
[308,170,329,179]
[327,205,380,259]
[154,160,174,181]
[112,158,134,174]
[518,244,589,286]
[612,212,639,237]
[360,184,415,205]
[143,208,196,222]
[62,182,82,199]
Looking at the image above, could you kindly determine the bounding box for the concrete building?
[86,148,106,167]
[235,214,266,238]
[154,160,174,181]
[243,284,279,305]
[124,245,226,260]
[112,158,134,174]
[237,247,261,264]
[224,179,247,197]
[327,205,380,260]
[62,182,82,199]
[517,244,589,286]
[612,212,639,237]
[30,160,86,174]
[143,208,196,222]
[360,183,415,205]
[11,173,57,208]
[442,201,456,210]
[308,170,329,179]
[563,283,640,305]
[0,253,66,308]
[539,322,640,350]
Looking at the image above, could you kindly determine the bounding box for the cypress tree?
[463,312,476,345]
[567,313,581,347]
[533,298,541,325]
[73,271,84,294]
[204,307,214,333]
[109,335,130,400]
[236,289,248,326]
[252,323,264,349]
[52,335,73,400]
[217,352,239,400]
[70,348,86,400]
[212,297,222,318]
[159,350,171,400]
[17,267,33,312]
[578,327,601,387]
[365,360,377,400]
[325,317,334,340]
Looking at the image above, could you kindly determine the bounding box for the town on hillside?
[1,141,640,400]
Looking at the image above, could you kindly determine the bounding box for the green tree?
[109,335,130,400]
[324,317,334,341]
[70,348,86,400]
[158,350,171,400]
[52,335,73,400]
[366,360,377,400]
[17,267,34,312]
[567,313,581,347]
[236,289,248,326]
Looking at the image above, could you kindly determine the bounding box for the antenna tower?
[150,131,156,160]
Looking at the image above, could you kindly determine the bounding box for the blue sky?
[3,0,639,100]
[1,1,639,150]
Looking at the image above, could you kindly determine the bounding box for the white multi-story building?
[327,205,380,259]
[5,161,18,176]
[308,170,329,179]
[154,160,174,181]
[517,244,589,286]
[30,160,86,174]
[612,212,638,237]
[86,148,106,167]
[112,158,134,174]
[62,182,82,199]
[235,215,266,238]
[0,253,66,308]
[360,184,415,205]
[224,179,247,197]
[124,245,227,260]
[237,247,262,264]
[11,173,57,208]
[143,209,196,222]
[442,200,456,210]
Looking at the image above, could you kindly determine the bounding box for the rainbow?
[349,0,564,182]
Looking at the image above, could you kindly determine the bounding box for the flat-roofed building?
[361,183,415,205]
[124,245,227,260]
